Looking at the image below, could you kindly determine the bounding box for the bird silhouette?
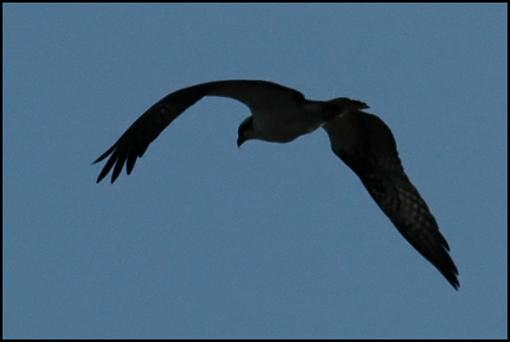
[94,79,459,289]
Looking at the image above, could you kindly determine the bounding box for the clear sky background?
[3,4,507,339]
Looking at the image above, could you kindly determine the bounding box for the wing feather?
[323,111,459,289]
[93,80,304,183]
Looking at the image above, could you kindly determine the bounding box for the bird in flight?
[94,79,459,289]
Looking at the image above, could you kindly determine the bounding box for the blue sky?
[3,4,507,339]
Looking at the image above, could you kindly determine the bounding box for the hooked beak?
[236,136,245,148]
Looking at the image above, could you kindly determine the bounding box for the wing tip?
[93,146,118,184]
[94,149,139,184]
[448,274,460,291]
[437,249,460,290]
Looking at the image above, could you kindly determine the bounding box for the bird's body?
[94,79,459,290]
[208,80,334,143]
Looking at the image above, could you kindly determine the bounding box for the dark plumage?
[94,79,459,289]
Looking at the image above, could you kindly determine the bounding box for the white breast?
[251,99,326,143]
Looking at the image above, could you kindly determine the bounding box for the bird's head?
[328,97,369,113]
[237,117,256,148]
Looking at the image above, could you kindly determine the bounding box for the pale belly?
[251,105,325,143]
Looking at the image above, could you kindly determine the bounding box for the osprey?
[94,80,460,290]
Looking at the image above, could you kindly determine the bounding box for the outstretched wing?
[93,80,304,183]
[323,111,459,289]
